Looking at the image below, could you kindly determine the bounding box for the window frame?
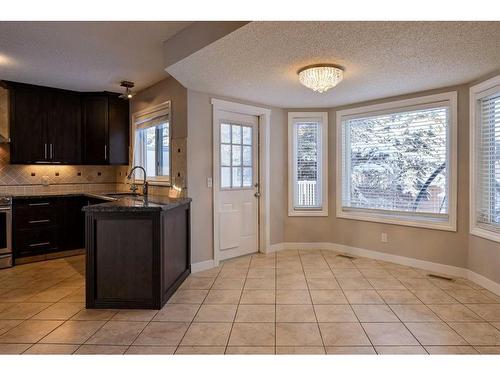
[288,111,328,217]
[131,101,171,186]
[470,74,500,243]
[336,92,458,231]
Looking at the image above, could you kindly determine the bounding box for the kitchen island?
[83,194,191,310]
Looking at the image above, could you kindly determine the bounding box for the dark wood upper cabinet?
[4,81,129,165]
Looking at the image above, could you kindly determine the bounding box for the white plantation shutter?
[341,104,450,217]
[294,120,321,208]
[477,92,500,228]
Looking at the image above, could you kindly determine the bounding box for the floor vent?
[336,254,356,260]
[427,273,455,281]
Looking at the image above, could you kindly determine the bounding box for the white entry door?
[215,110,259,261]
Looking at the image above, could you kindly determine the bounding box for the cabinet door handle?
[29,242,50,247]
[28,219,50,224]
[104,145,107,160]
[44,143,48,159]
[50,144,53,159]
[28,202,50,206]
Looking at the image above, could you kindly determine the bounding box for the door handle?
[254,192,261,198]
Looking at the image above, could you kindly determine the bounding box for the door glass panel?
[221,123,231,143]
[243,146,252,166]
[242,126,252,145]
[221,167,231,188]
[232,125,242,144]
[232,167,242,187]
[232,145,242,166]
[243,167,253,187]
[221,144,231,166]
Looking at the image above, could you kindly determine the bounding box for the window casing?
[336,92,457,231]
[288,112,328,216]
[470,75,500,243]
[132,101,171,184]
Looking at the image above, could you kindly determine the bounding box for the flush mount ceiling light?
[119,80,135,100]
[298,64,344,93]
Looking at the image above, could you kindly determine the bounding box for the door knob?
[254,192,261,198]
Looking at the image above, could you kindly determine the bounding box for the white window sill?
[471,226,500,243]
[289,208,328,217]
[337,209,456,231]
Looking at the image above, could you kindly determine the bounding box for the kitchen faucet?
[127,166,148,196]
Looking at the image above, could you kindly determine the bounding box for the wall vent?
[336,254,356,260]
[427,273,454,281]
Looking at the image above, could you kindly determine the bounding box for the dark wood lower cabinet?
[85,203,191,309]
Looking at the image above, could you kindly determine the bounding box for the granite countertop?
[8,191,191,212]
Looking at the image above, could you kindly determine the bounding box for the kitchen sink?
[104,192,142,199]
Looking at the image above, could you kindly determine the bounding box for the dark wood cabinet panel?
[108,95,130,165]
[48,91,82,163]
[82,95,108,165]
[9,86,48,163]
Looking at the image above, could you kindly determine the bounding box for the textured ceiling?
[0,21,192,92]
[167,21,500,108]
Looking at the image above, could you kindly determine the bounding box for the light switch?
[207,177,213,188]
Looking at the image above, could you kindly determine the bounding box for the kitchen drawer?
[14,205,59,229]
[15,227,59,257]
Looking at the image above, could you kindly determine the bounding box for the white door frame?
[212,98,271,266]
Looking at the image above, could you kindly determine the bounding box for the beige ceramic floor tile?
[0,343,32,354]
[175,346,226,354]
[276,346,324,354]
[319,322,371,346]
[448,322,500,345]
[211,278,245,290]
[180,322,232,346]
[425,345,478,354]
[367,278,406,290]
[86,321,147,345]
[445,290,495,304]
[0,320,63,343]
[227,346,275,354]
[412,289,458,304]
[0,320,23,335]
[111,309,158,322]
[133,322,189,346]
[235,305,275,322]
[167,289,208,304]
[23,343,79,354]
[310,290,348,304]
[276,305,316,322]
[474,346,500,354]
[276,322,322,346]
[41,320,106,344]
[203,289,242,304]
[405,322,468,345]
[465,304,500,321]
[228,322,275,346]
[390,304,441,322]
[362,322,419,346]
[74,345,127,354]
[325,346,376,354]
[360,269,392,278]
[240,289,275,304]
[153,304,200,322]
[180,277,215,290]
[31,302,84,320]
[246,268,275,279]
[27,287,76,303]
[276,277,308,290]
[244,278,275,290]
[125,346,176,354]
[194,304,237,322]
[306,278,340,290]
[428,304,483,322]
[377,290,421,304]
[399,279,437,290]
[352,305,399,322]
[0,302,52,320]
[70,309,117,321]
[343,290,384,304]
[337,277,373,290]
[314,305,358,322]
[375,346,427,354]
[276,290,311,304]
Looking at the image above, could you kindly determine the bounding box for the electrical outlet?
[207,177,213,188]
[41,175,49,186]
[381,232,388,243]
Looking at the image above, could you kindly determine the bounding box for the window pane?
[232,167,242,187]
[221,167,231,188]
[221,144,231,166]
[243,167,253,187]
[232,125,242,144]
[158,123,169,177]
[243,146,252,166]
[221,123,231,143]
[343,106,448,214]
[242,126,252,145]
[295,122,320,208]
[232,145,242,166]
[145,127,156,178]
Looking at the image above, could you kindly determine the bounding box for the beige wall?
[130,76,188,187]
[283,85,471,268]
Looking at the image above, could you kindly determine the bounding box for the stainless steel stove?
[0,196,12,269]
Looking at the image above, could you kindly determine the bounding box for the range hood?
[0,86,9,143]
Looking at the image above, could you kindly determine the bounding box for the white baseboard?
[270,241,500,295]
[191,259,216,273]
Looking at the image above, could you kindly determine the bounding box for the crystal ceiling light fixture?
[119,81,135,100]
[298,64,344,93]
